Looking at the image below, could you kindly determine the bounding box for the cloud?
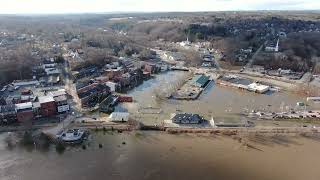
[0,0,318,14]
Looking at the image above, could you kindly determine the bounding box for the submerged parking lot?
[115,71,320,125]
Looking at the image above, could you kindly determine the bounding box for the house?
[99,95,119,113]
[21,89,32,95]
[103,68,124,80]
[20,95,31,103]
[15,102,34,122]
[76,81,97,94]
[42,63,56,69]
[0,105,17,124]
[73,66,99,79]
[77,83,110,108]
[38,96,56,117]
[54,95,70,113]
[105,81,118,92]
[191,75,210,88]
[203,55,213,62]
[105,62,120,69]
[144,63,159,74]
[121,58,135,69]
[108,112,129,122]
[171,113,203,124]
[265,39,279,52]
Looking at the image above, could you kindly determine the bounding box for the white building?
[105,81,117,92]
[57,104,70,113]
[307,97,320,102]
[15,102,33,111]
[247,83,270,93]
[42,63,56,69]
[108,112,129,122]
[45,68,60,75]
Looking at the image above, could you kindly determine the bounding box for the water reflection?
[2,132,320,180]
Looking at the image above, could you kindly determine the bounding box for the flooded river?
[1,131,320,180]
[117,71,320,125]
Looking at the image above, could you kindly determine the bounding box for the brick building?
[39,96,57,117]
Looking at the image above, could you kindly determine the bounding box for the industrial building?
[217,75,270,94]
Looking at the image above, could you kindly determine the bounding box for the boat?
[58,129,85,143]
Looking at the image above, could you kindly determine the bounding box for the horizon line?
[0,9,319,16]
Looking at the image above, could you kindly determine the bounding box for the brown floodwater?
[116,71,320,125]
[1,131,320,180]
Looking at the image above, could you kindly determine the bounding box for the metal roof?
[191,75,210,87]
[15,102,33,110]
[38,96,55,104]
[48,89,66,97]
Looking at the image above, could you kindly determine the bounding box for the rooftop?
[172,113,202,123]
[48,89,66,97]
[191,74,210,87]
[38,96,55,104]
[53,95,67,102]
[15,102,33,110]
[33,102,41,108]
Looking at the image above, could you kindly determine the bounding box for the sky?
[0,0,319,14]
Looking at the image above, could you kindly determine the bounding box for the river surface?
[1,131,320,180]
[116,71,320,125]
